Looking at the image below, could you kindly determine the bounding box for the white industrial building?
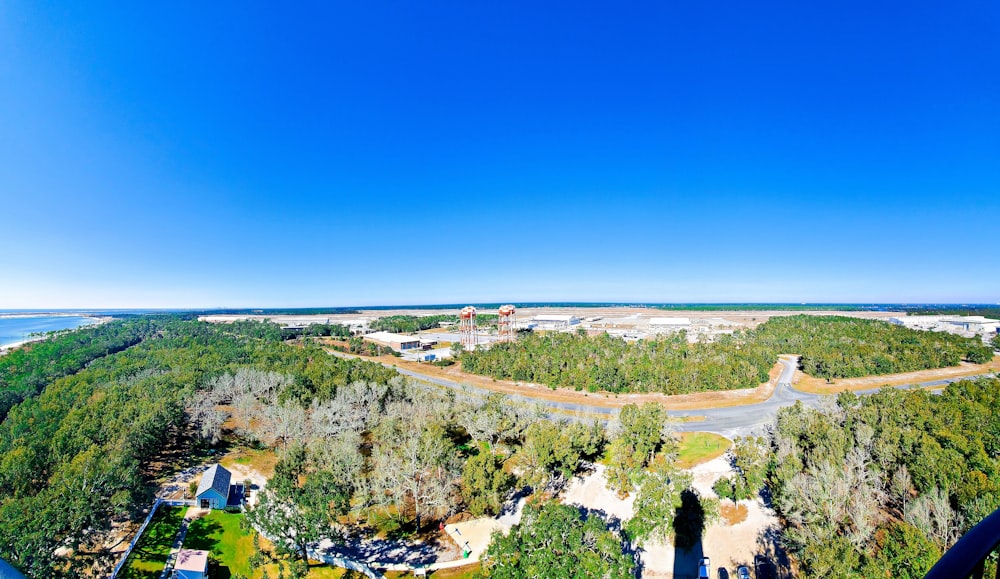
[648,317,692,333]
[888,315,1000,340]
[531,314,580,329]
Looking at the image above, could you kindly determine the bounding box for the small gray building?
[195,464,231,510]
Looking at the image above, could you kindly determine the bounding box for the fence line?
[109,498,162,579]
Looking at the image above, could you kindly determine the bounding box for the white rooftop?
[649,317,691,325]
[364,331,421,343]
[174,549,209,572]
[533,314,578,322]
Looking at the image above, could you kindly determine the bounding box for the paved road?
[332,350,996,439]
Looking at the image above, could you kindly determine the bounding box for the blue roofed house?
[195,464,231,510]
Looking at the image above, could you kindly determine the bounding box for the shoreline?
[0,312,107,319]
[0,316,110,355]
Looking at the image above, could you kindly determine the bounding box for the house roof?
[174,549,209,572]
[0,557,26,579]
[196,463,231,498]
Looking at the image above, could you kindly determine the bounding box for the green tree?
[862,522,941,579]
[626,456,691,543]
[462,451,514,517]
[244,450,350,565]
[478,501,634,579]
[607,403,674,496]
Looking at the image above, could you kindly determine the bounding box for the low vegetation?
[460,315,993,393]
[370,315,457,333]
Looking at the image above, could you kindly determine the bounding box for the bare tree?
[369,421,460,530]
[905,486,960,547]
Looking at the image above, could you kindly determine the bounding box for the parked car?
[737,565,751,579]
[699,557,711,579]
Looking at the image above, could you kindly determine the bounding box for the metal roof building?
[196,464,231,510]
[0,558,25,579]
[364,331,422,351]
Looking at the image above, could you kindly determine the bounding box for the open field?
[676,432,731,469]
[793,355,1000,394]
[200,306,902,329]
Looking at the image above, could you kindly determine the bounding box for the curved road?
[332,351,996,438]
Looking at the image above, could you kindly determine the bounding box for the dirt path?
[336,351,788,411]
[793,356,1000,394]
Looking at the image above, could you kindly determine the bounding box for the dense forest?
[0,319,158,421]
[370,315,456,333]
[0,318,395,577]
[0,318,673,578]
[767,378,1000,577]
[3,315,996,577]
[460,315,993,394]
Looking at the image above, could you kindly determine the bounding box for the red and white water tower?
[459,306,478,349]
[497,304,517,342]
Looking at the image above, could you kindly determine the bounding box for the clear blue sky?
[1,1,998,308]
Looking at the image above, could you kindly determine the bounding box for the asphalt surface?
[331,350,997,439]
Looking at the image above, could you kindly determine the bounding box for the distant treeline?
[370,314,499,334]
[200,308,362,316]
[655,304,878,312]
[905,306,1000,319]
[460,315,994,394]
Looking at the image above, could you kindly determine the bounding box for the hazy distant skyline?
[2,2,998,308]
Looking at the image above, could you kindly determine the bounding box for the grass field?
[184,510,350,579]
[676,432,731,468]
[119,506,185,579]
[385,564,481,578]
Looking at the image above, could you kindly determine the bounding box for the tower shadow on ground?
[672,489,706,579]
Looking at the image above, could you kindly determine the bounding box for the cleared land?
[676,432,731,469]
[201,307,901,330]
[793,355,1000,394]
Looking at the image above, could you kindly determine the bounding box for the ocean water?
[0,316,99,348]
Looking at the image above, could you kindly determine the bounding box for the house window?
[200,499,209,509]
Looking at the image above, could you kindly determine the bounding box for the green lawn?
[184,510,254,578]
[184,510,349,579]
[676,432,731,469]
[119,506,185,579]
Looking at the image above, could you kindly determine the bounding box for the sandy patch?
[561,464,635,522]
[640,455,781,578]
